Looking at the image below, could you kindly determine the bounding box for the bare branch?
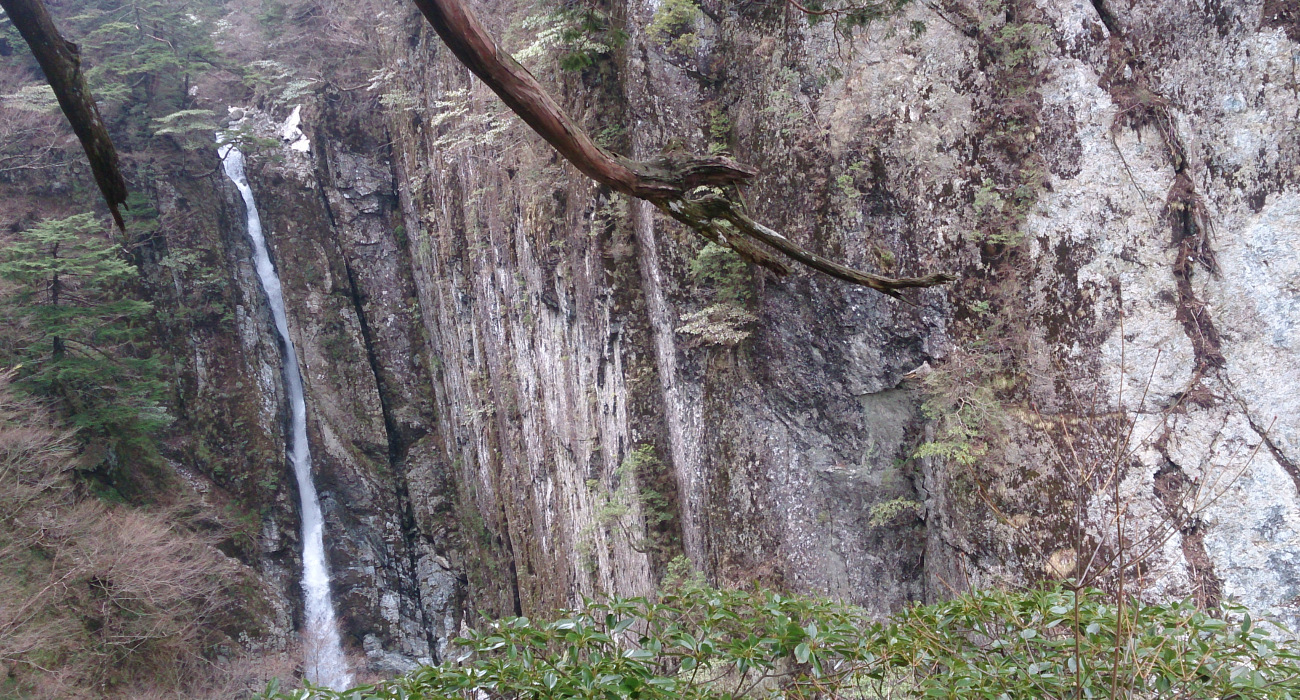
[666,190,957,296]
[408,0,955,295]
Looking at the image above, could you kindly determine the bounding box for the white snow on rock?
[281,105,310,152]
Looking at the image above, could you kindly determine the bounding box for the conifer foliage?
[58,0,220,125]
[0,213,169,443]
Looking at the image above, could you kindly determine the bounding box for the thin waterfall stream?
[219,141,352,690]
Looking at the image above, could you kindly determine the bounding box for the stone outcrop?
[3,0,1298,675]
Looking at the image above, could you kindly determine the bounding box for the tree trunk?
[0,0,128,230]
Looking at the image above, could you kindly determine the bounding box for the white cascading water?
[219,141,352,690]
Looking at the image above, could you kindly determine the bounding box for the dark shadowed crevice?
[1088,0,1122,38]
[313,153,443,661]
[506,547,524,617]
[1167,174,1225,372]
[1261,0,1300,41]
[341,253,443,661]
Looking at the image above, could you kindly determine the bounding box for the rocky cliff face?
[5,0,1297,677]
[278,0,1300,668]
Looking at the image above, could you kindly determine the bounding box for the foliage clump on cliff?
[269,566,1300,699]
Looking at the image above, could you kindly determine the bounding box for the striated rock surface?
[2,0,1297,675]
[293,0,1294,655]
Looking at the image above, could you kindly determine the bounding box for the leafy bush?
[264,570,1300,699]
[675,304,758,347]
[646,0,701,53]
[515,8,628,73]
[688,242,751,304]
[151,108,222,149]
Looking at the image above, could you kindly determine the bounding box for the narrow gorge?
[0,0,1298,695]
[219,140,352,689]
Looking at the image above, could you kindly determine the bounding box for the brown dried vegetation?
[0,371,271,698]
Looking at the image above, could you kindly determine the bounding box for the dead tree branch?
[0,0,128,230]
[408,0,955,295]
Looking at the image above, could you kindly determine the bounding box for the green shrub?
[646,0,701,53]
[688,242,750,304]
[516,8,627,73]
[794,0,913,35]
[151,108,222,150]
[263,574,1300,699]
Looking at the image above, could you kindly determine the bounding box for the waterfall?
[219,142,352,690]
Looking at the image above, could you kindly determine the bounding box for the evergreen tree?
[0,213,170,442]
[42,0,225,145]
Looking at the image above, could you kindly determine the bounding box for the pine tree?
[32,0,226,147]
[0,213,170,442]
[71,1,217,102]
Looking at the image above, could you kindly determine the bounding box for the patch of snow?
[282,105,304,140]
[281,105,310,152]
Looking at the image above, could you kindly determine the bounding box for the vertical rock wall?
[210,103,463,669]
[8,0,1295,675]
[340,0,1300,636]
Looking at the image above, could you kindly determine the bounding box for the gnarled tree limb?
[664,190,954,297]
[1,0,127,230]
[408,0,955,295]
